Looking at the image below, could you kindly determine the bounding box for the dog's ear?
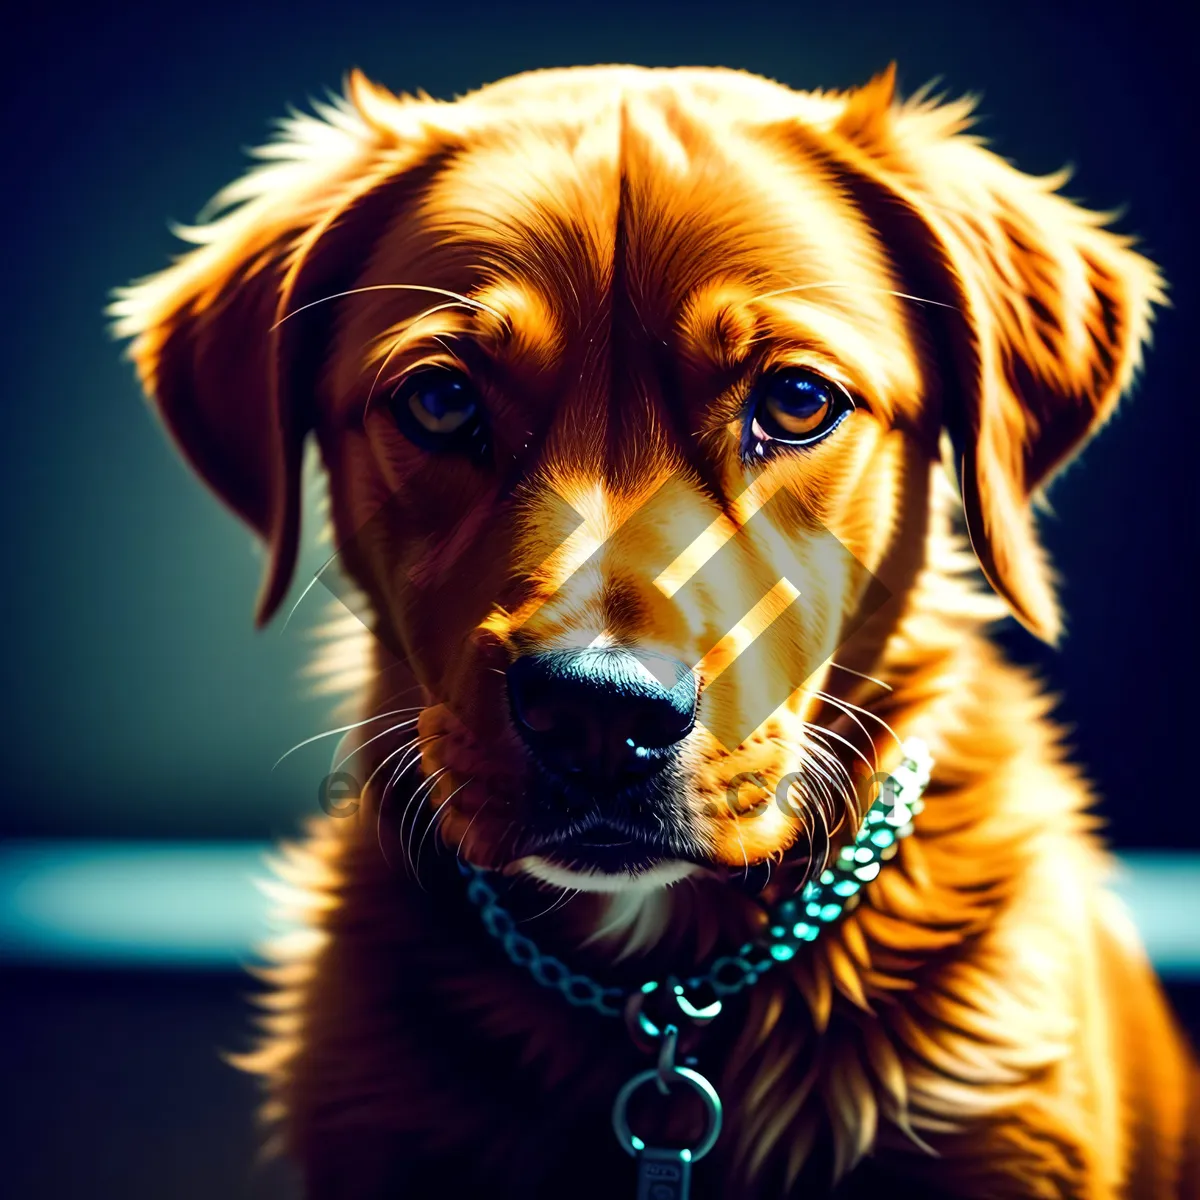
[817,66,1166,643]
[110,71,450,625]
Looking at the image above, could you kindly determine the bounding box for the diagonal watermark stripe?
[653,468,790,599]
[693,578,803,690]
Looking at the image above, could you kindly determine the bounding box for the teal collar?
[459,737,933,1186]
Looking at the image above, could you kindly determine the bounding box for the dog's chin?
[509,855,698,894]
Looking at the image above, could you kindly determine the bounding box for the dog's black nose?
[507,648,697,788]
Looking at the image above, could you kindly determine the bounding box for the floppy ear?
[110,71,449,625]
[817,66,1166,643]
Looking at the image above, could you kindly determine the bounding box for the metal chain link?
[464,867,627,1016]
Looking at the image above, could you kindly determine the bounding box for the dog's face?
[113,66,1160,891]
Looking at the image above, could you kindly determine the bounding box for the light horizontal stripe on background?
[0,841,1198,976]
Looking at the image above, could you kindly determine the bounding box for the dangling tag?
[635,1145,692,1200]
[612,1065,722,1200]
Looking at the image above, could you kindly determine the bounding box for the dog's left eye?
[743,367,854,458]
[390,367,489,458]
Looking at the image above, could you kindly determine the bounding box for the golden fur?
[113,65,1198,1197]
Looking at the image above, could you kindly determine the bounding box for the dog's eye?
[390,368,489,458]
[743,367,854,458]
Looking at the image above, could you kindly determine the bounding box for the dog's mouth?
[491,752,705,885]
[520,816,690,869]
[510,814,703,888]
[508,814,812,896]
[467,752,816,892]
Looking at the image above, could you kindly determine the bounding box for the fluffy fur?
[112,65,1198,1197]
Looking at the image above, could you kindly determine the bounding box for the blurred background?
[1,0,1197,1195]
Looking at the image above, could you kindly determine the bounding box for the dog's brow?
[472,282,565,371]
[361,286,564,391]
[676,285,760,372]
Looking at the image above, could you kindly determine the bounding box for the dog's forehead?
[437,92,894,324]
[334,82,924,412]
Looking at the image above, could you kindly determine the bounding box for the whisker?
[813,762,842,837]
[747,280,960,312]
[785,778,816,857]
[386,742,439,810]
[368,683,425,707]
[809,692,879,770]
[522,885,580,923]
[800,707,877,776]
[280,557,339,632]
[363,732,428,795]
[808,697,882,781]
[814,688,902,757]
[375,734,441,870]
[806,739,858,826]
[811,744,859,840]
[374,754,410,872]
[801,737,852,793]
[271,283,507,331]
[273,707,425,770]
[456,797,491,861]
[803,788,831,855]
[364,300,474,418]
[420,776,474,871]
[371,743,422,871]
[797,737,857,845]
[734,825,751,880]
[798,750,842,822]
[399,763,443,853]
[406,766,450,882]
[828,661,893,693]
[332,716,421,771]
[366,337,414,420]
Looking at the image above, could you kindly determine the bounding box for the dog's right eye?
[390,368,489,459]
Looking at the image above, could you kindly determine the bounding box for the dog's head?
[113,66,1161,892]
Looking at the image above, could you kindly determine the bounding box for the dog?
[112,64,1199,1198]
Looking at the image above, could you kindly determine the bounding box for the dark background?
[1,0,1196,1196]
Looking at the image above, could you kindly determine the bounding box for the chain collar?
[461,738,934,1188]
[459,737,934,1025]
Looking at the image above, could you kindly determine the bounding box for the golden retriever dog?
[112,64,1198,1198]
